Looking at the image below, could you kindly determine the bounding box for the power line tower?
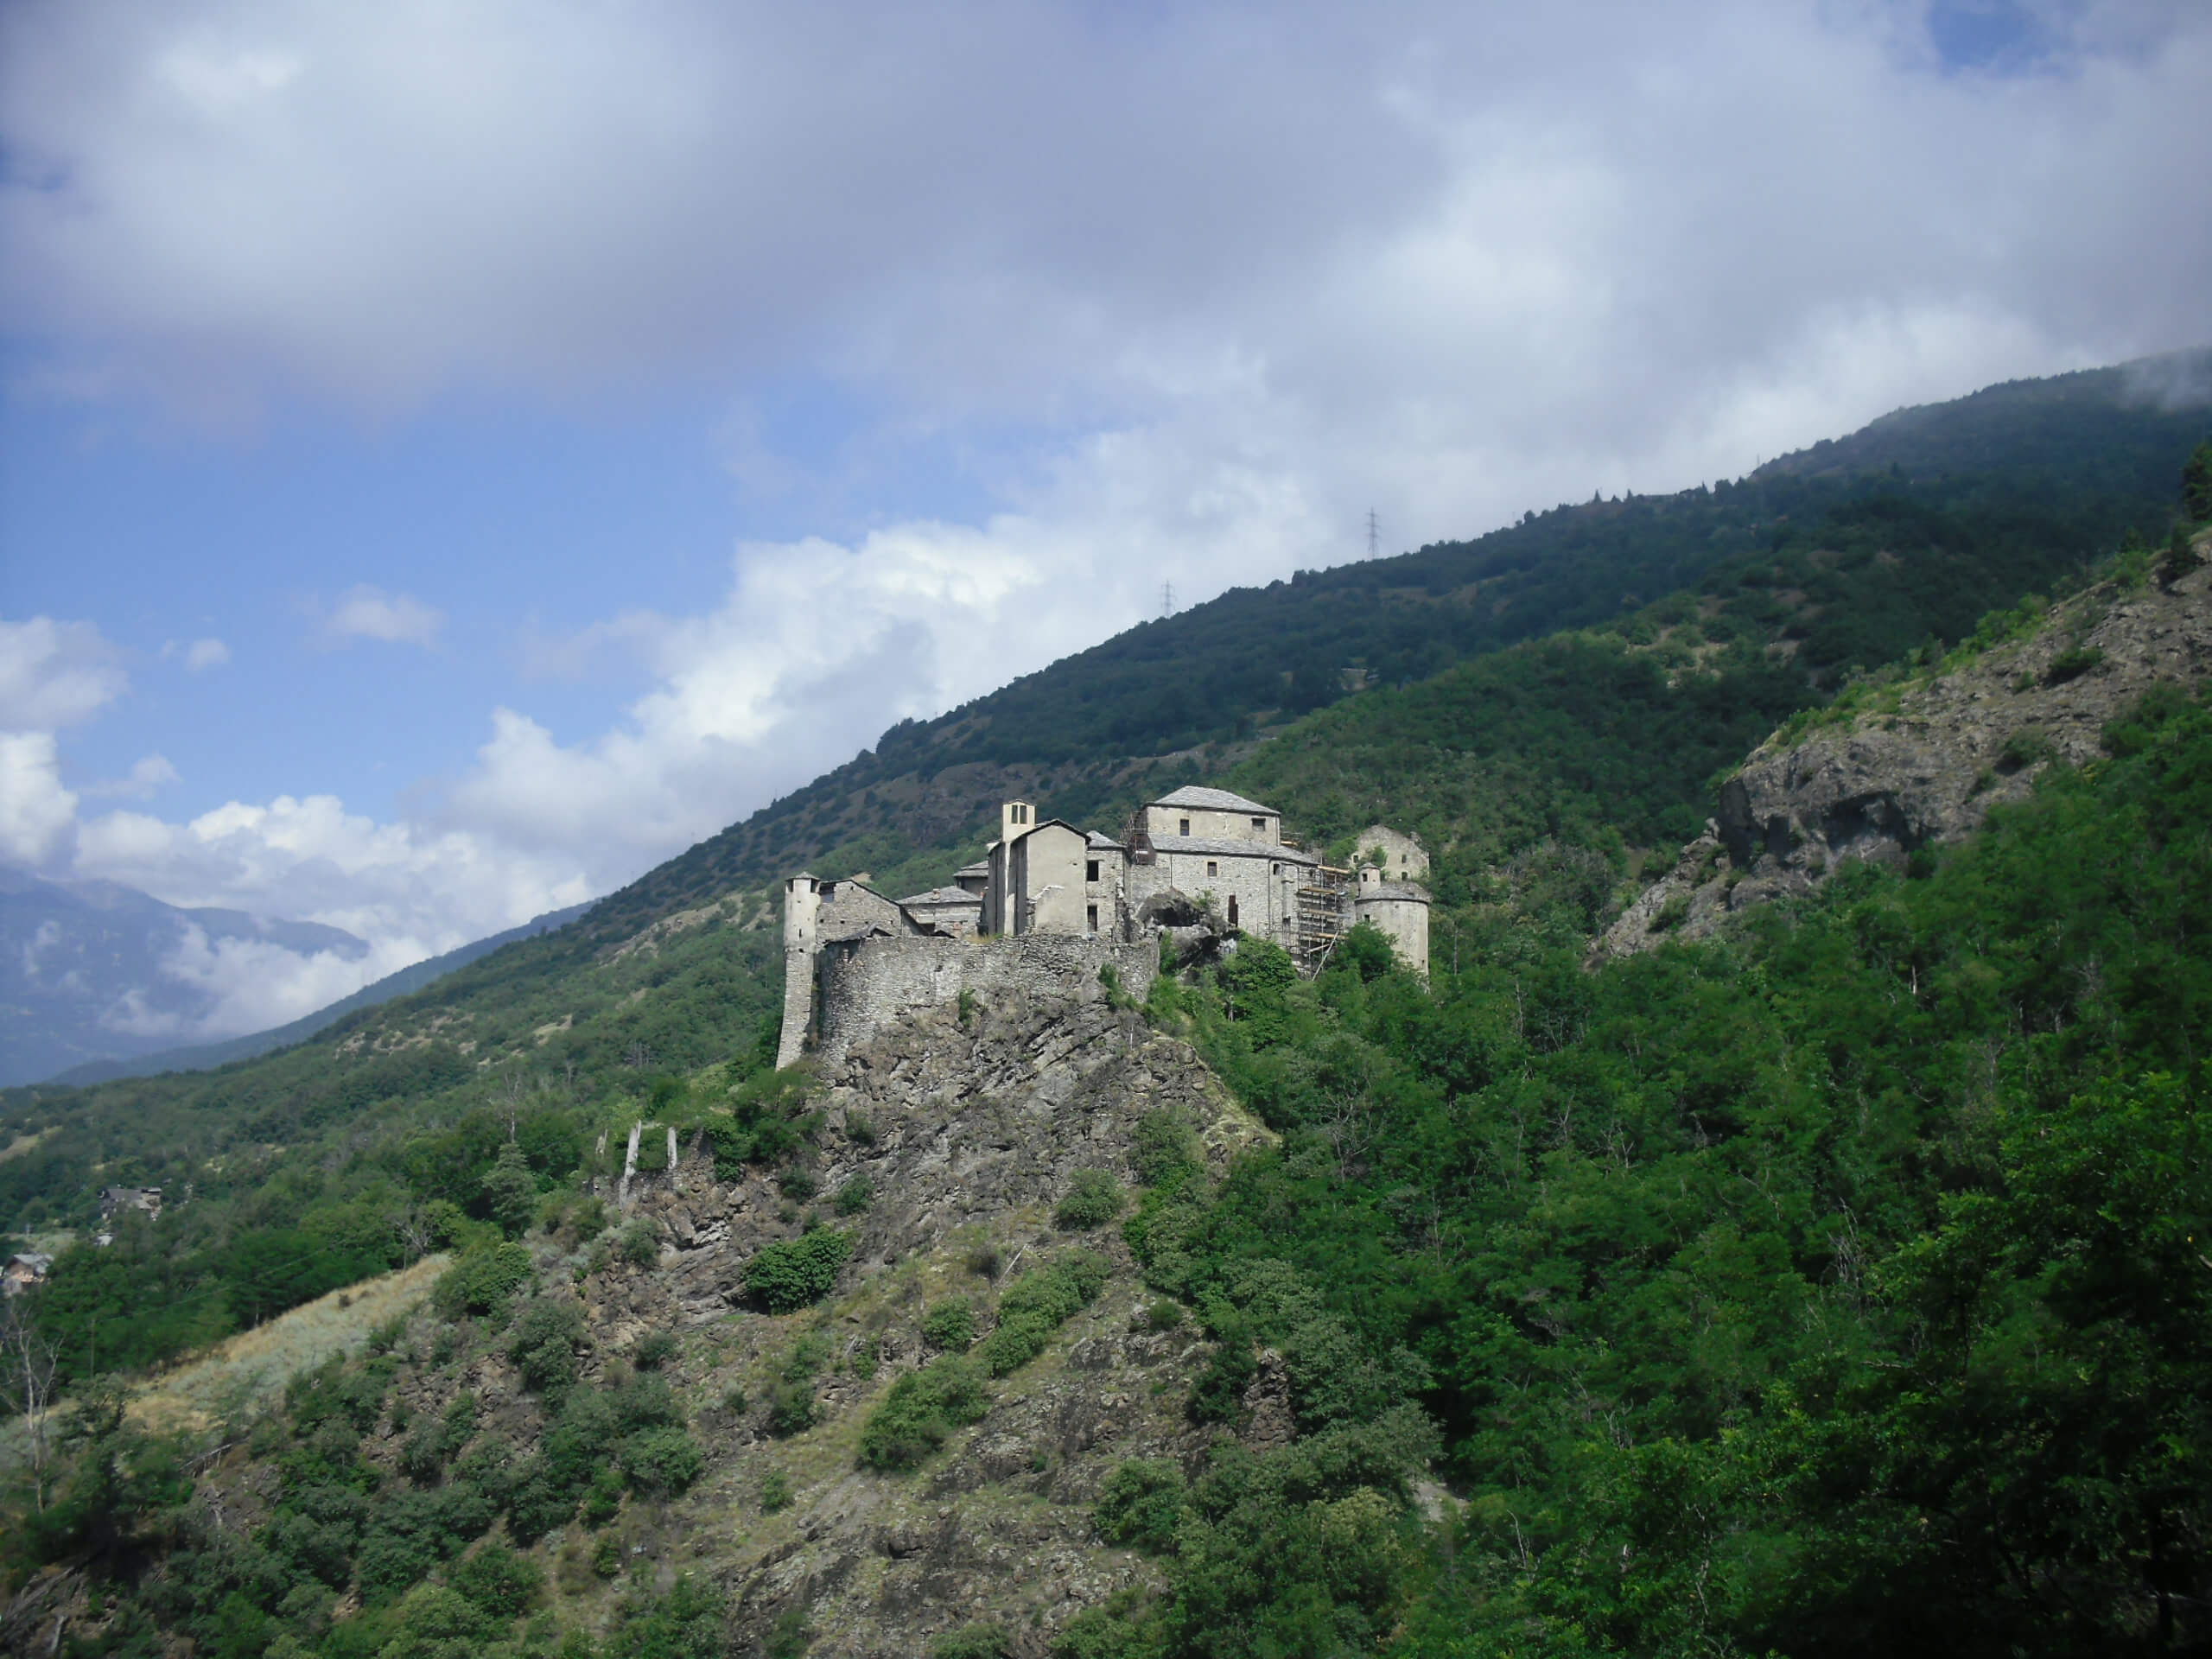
[1366,508,1380,561]
[1160,582,1174,617]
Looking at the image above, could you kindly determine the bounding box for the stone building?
[1351,867,1432,976]
[1354,824,1429,884]
[776,783,1431,1069]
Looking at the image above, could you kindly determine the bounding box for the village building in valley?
[776,785,1427,1067]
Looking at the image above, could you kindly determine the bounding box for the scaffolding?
[1295,865,1350,964]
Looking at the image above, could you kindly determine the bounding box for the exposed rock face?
[543,993,1268,1656]
[1603,556,2211,954]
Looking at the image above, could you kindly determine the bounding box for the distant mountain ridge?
[0,869,370,1086]
[43,899,595,1087]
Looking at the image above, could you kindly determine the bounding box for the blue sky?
[2,0,2206,1038]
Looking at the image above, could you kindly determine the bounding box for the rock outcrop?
[1603,551,2211,954]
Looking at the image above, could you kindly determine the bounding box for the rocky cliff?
[1603,546,2211,954]
[149,990,1272,1659]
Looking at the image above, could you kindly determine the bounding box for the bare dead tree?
[0,1295,61,1511]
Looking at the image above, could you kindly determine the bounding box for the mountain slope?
[576,352,2210,945]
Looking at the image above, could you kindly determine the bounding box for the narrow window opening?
[1086,904,1098,934]
[1228,894,1239,926]
[1206,861,1218,878]
[1086,860,1100,881]
[1179,817,1192,836]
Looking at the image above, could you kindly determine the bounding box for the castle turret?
[776,874,823,1068]
[1351,864,1431,976]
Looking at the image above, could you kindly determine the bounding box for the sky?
[2,0,2208,1041]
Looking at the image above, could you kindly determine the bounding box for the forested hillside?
[0,367,2206,1658]
[582,355,2210,938]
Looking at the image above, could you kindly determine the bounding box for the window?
[1228,895,1238,926]
[1086,904,1098,934]
[1252,817,1267,830]
[1206,861,1218,877]
[1272,862,1281,874]
[1086,860,1100,882]
[1179,817,1191,836]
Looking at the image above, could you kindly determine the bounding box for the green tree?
[2183,437,2212,519]
[480,1141,538,1238]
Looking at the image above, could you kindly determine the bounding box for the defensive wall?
[804,932,1159,1066]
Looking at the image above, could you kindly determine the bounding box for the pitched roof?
[955,861,989,877]
[1150,785,1278,816]
[1354,880,1432,902]
[1085,830,1122,850]
[899,887,982,908]
[1149,836,1319,865]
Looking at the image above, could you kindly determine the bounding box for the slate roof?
[955,861,990,878]
[1085,831,1122,850]
[1148,836,1319,865]
[1150,785,1279,817]
[899,887,982,908]
[1354,880,1432,902]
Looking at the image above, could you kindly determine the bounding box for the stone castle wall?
[811,932,1158,1065]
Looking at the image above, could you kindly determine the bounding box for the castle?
[777,785,1429,1067]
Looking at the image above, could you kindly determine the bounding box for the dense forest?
[0,382,2205,1657]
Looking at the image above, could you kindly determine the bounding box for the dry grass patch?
[127,1255,447,1437]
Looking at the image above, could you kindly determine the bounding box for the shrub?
[397,1420,452,1484]
[743,1230,855,1313]
[632,1330,677,1371]
[591,1532,623,1578]
[1055,1170,1124,1231]
[449,1541,543,1620]
[1093,1459,1186,1553]
[579,1465,625,1527]
[2000,727,2057,772]
[508,1297,587,1395]
[977,1253,1111,1377]
[778,1165,820,1203]
[616,1220,660,1268]
[1141,1300,1185,1333]
[433,1242,534,1319]
[966,1243,1003,1281]
[760,1469,792,1513]
[766,1381,817,1438]
[620,1427,705,1497]
[1129,1110,1199,1188]
[843,1110,876,1146]
[833,1173,874,1216]
[2044,645,2105,685]
[931,1624,1011,1659]
[857,1357,990,1471]
[921,1300,976,1352]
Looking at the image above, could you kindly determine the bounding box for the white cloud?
[0,616,129,728]
[0,732,79,867]
[79,753,181,800]
[323,585,443,647]
[159,636,231,669]
[99,925,419,1042]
